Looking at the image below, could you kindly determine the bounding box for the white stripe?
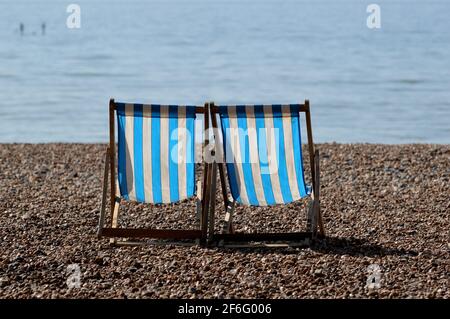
[246,106,267,206]
[228,106,249,205]
[125,104,136,201]
[263,105,284,203]
[281,105,301,201]
[177,107,187,200]
[142,105,153,203]
[160,106,171,203]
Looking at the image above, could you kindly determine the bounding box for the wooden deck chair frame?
[97,99,215,246]
[208,100,325,246]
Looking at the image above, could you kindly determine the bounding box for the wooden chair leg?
[109,200,120,245]
[207,162,217,244]
[317,206,325,237]
[306,198,315,234]
[314,150,325,237]
[97,148,110,238]
[195,181,203,227]
[200,162,213,243]
[307,199,319,240]
[223,201,236,234]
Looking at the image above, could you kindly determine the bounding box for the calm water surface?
[0,0,449,143]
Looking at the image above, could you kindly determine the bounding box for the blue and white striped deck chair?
[209,101,325,244]
[97,99,213,244]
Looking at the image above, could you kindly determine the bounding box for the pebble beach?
[0,143,448,298]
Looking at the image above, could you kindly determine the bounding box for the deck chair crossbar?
[97,99,212,245]
[208,100,325,245]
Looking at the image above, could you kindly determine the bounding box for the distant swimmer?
[19,23,24,35]
[41,22,46,35]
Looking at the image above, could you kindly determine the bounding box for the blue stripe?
[151,105,162,203]
[116,103,126,115]
[185,106,197,119]
[254,109,276,205]
[290,108,308,197]
[117,110,129,200]
[271,105,293,203]
[133,104,145,202]
[168,105,179,202]
[237,108,258,205]
[220,115,241,202]
[185,111,195,197]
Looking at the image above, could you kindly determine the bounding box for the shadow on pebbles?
[0,143,448,298]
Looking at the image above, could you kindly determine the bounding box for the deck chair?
[97,99,215,245]
[208,101,325,246]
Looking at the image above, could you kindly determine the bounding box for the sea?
[0,0,449,143]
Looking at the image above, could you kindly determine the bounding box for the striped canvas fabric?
[116,103,196,204]
[218,104,310,206]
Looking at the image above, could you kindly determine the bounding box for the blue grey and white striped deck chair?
[97,99,214,245]
[209,101,325,245]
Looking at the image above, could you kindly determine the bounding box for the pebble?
[0,143,448,298]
